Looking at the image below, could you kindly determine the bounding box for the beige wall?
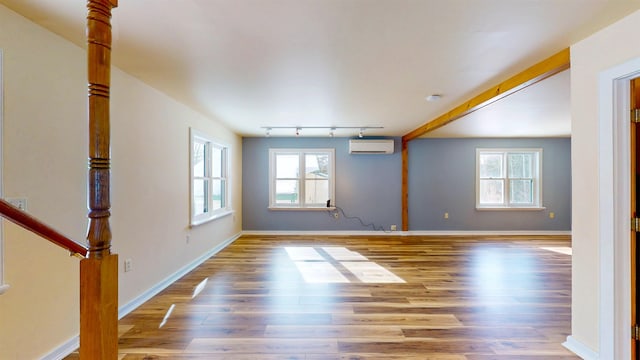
[570,9,640,353]
[0,4,241,359]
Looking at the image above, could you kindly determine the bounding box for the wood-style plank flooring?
[66,234,578,359]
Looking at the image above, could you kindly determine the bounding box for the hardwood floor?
[66,234,578,359]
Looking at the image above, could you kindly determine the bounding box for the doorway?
[596,57,640,360]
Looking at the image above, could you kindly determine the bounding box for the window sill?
[476,206,546,211]
[269,206,335,211]
[190,209,234,227]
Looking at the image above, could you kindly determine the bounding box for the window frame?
[268,148,336,210]
[475,148,544,210]
[190,128,232,226]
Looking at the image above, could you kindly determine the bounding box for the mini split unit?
[348,139,394,154]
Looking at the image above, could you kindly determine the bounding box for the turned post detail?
[86,0,117,257]
[81,1,119,359]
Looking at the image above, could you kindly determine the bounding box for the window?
[476,148,542,209]
[269,149,335,209]
[190,129,230,225]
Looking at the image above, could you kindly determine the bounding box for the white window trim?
[0,50,7,295]
[189,128,232,226]
[475,148,544,210]
[268,148,335,210]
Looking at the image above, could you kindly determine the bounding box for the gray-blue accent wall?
[242,137,402,231]
[242,137,571,231]
[408,138,571,231]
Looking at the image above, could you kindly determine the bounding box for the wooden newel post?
[81,0,118,359]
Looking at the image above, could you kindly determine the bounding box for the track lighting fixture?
[260,126,383,138]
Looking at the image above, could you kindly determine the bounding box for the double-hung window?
[269,149,335,209]
[476,148,542,209]
[190,129,230,225]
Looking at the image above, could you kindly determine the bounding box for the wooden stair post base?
[80,254,118,359]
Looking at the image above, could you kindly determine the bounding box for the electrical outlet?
[549,212,555,219]
[390,224,397,231]
[186,234,190,244]
[7,198,27,211]
[444,212,449,219]
[124,258,132,272]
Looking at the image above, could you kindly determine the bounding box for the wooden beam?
[401,140,409,231]
[400,48,570,231]
[402,48,570,142]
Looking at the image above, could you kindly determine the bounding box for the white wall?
[570,8,640,356]
[0,4,241,359]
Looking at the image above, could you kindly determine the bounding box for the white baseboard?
[40,336,79,360]
[563,336,598,360]
[41,232,241,360]
[406,230,571,236]
[242,230,401,236]
[242,230,571,237]
[118,232,241,318]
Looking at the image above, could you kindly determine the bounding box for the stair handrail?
[0,199,87,258]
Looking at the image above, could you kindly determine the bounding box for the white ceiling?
[2,0,639,138]
[424,69,571,138]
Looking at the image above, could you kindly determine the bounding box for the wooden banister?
[0,199,88,257]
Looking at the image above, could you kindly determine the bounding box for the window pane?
[276,154,299,178]
[305,153,329,178]
[212,146,223,178]
[193,179,208,215]
[508,153,533,178]
[305,179,329,205]
[211,179,224,210]
[479,179,503,204]
[479,154,503,178]
[193,141,206,177]
[276,180,299,204]
[510,179,533,204]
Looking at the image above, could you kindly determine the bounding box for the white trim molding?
[118,232,241,318]
[41,336,79,360]
[43,232,241,360]
[0,49,6,294]
[563,336,598,360]
[242,230,571,237]
[595,56,640,360]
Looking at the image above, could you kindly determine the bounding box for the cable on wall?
[327,205,392,233]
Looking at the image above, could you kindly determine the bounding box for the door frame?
[0,49,6,295]
[597,57,640,359]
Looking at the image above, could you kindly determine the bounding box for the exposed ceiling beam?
[402,48,570,142]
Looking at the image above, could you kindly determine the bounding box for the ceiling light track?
[261,126,383,137]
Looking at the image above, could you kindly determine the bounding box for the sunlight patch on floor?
[159,304,176,328]
[293,261,350,283]
[286,246,404,284]
[192,278,208,298]
[285,246,325,261]
[540,246,572,255]
[322,247,368,261]
[341,261,405,283]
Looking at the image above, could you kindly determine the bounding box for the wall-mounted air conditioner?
[348,139,394,154]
